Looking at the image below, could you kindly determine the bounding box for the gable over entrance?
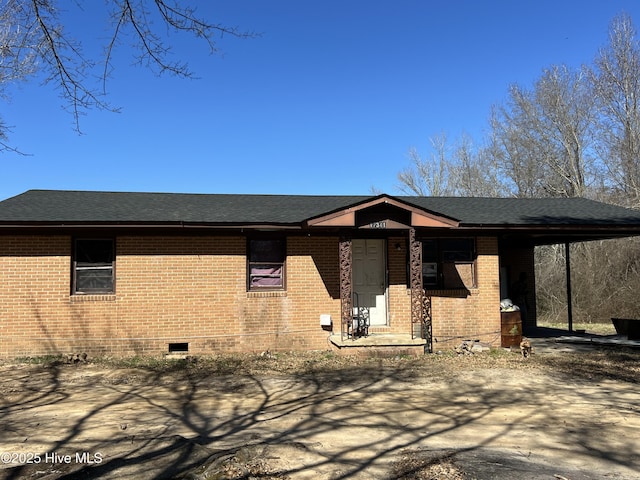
[305,195,460,230]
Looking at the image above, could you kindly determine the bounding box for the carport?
[494,205,640,335]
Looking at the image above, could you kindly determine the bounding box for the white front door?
[352,239,387,326]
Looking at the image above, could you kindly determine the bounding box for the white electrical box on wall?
[320,314,332,326]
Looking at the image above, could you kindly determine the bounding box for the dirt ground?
[0,344,639,480]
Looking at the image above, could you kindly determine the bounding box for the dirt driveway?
[0,347,639,479]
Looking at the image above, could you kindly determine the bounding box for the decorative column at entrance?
[339,235,353,341]
[409,228,423,327]
[410,228,432,350]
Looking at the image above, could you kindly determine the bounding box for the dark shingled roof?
[2,189,640,228]
[0,190,369,224]
[406,196,640,226]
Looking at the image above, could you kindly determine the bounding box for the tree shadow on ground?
[0,351,639,479]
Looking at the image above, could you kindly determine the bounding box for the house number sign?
[369,221,387,229]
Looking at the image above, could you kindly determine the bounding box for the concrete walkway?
[524,327,640,354]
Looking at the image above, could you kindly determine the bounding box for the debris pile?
[454,340,487,355]
[500,298,520,312]
[66,352,88,364]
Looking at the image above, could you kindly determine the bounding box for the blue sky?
[3,0,640,200]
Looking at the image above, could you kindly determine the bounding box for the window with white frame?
[73,239,115,294]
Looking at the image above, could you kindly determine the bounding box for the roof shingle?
[2,189,640,227]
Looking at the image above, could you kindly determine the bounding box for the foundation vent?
[168,342,189,353]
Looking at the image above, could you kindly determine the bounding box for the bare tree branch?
[31,0,111,131]
[591,13,640,206]
[397,135,454,197]
[0,0,256,149]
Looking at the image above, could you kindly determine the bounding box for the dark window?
[73,239,115,294]
[248,238,286,290]
[422,238,476,289]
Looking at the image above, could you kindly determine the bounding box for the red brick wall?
[0,234,503,357]
[429,237,502,349]
[0,235,341,357]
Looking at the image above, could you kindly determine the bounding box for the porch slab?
[329,333,427,349]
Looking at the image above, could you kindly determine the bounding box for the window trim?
[420,237,477,290]
[72,238,116,295]
[247,236,287,292]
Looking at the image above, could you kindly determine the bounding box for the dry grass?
[391,450,468,479]
[11,344,636,385]
[88,349,534,380]
[537,320,617,335]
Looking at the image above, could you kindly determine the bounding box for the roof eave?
[0,221,303,230]
[459,223,640,245]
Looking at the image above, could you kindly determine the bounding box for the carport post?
[565,242,573,332]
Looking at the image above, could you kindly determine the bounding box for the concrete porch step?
[329,333,427,348]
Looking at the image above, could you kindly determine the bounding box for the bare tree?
[488,95,549,198]
[488,65,596,198]
[398,133,454,196]
[534,65,597,197]
[0,1,254,151]
[449,133,505,197]
[0,0,39,152]
[398,132,505,197]
[591,13,640,207]
[396,11,640,327]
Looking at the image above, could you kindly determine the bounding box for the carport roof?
[1,190,640,244]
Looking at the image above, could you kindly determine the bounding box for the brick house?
[2,189,640,358]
